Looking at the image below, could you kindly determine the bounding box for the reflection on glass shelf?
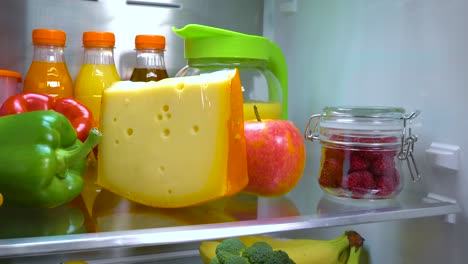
[0,189,460,258]
[88,190,262,232]
[0,203,87,239]
[316,194,403,215]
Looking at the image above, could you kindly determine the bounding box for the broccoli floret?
[209,258,221,264]
[263,250,296,264]
[242,242,273,264]
[250,242,273,252]
[224,256,250,264]
[215,238,248,263]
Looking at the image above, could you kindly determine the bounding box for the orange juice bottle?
[23,28,73,98]
[74,31,120,124]
[243,102,283,120]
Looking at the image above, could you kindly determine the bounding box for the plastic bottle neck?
[187,58,266,69]
[82,47,116,65]
[135,49,166,69]
[32,45,67,63]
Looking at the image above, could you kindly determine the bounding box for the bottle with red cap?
[74,31,120,124]
[130,35,169,82]
[23,28,73,98]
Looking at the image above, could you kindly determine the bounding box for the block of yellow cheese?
[97,69,248,208]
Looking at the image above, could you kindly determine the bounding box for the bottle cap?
[135,35,165,50]
[0,69,22,82]
[83,31,115,47]
[32,29,66,46]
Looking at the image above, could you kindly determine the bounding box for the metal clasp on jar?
[304,114,322,142]
[304,110,422,182]
[397,111,421,182]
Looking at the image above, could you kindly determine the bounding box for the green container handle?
[173,24,289,119]
[268,41,288,119]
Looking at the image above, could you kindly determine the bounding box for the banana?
[199,241,219,264]
[267,233,350,264]
[346,247,362,264]
[199,230,364,264]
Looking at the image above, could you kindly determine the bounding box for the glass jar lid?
[320,106,406,131]
[323,106,405,117]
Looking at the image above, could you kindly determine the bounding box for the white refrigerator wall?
[265,0,467,263]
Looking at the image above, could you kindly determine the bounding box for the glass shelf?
[0,186,460,258]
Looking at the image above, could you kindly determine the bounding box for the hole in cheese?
[127,128,134,136]
[176,83,184,91]
[192,125,199,134]
[162,128,170,137]
[162,104,169,112]
[115,139,119,144]
[166,113,172,119]
[168,189,173,194]
[157,114,163,121]
[159,166,165,173]
[113,117,117,122]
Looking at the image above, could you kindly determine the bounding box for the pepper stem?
[57,128,102,178]
[253,105,261,122]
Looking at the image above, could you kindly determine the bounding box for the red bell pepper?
[0,92,95,142]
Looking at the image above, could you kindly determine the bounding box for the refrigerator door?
[265,0,467,263]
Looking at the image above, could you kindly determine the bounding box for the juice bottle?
[130,35,169,82]
[23,29,73,98]
[0,69,22,106]
[74,31,120,124]
[243,102,283,120]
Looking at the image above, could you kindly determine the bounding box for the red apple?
[243,113,306,197]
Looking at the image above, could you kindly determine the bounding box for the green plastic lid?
[172,24,271,60]
[172,24,289,119]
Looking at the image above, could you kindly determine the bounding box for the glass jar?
[304,106,421,200]
[173,24,288,120]
[176,58,283,120]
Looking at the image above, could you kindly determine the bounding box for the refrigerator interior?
[0,0,465,263]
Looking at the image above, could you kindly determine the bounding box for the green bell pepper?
[0,110,102,208]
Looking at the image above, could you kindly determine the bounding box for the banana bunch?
[348,246,363,264]
[199,230,364,264]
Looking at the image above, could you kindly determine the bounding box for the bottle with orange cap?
[130,35,169,82]
[74,31,120,124]
[0,69,22,106]
[23,28,74,98]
